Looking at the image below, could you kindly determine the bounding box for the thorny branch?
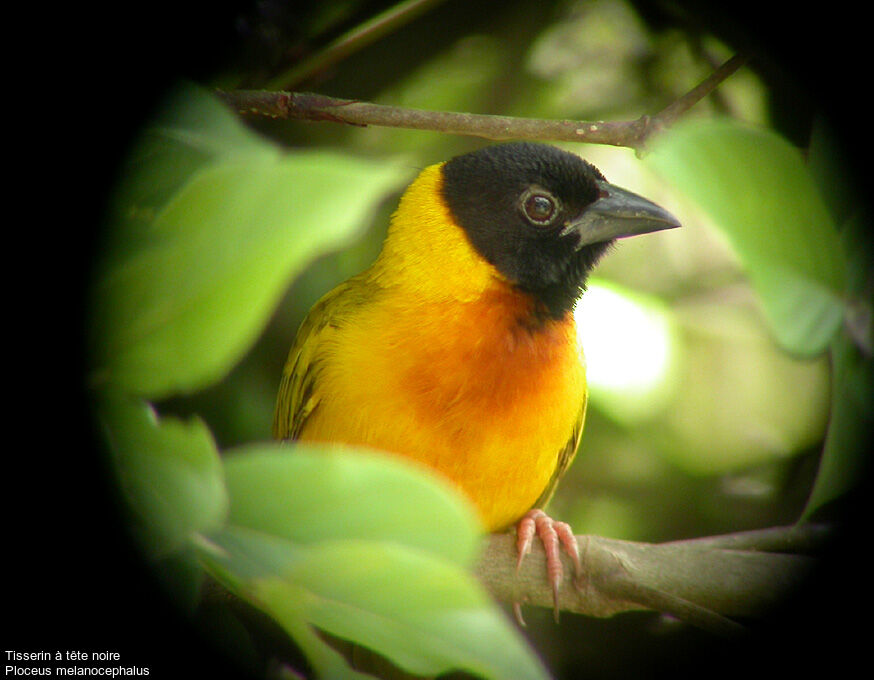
[217,55,746,152]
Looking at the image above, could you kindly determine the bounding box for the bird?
[273,141,679,620]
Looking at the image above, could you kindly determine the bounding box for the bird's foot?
[513,509,582,625]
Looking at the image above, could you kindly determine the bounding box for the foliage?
[93,87,407,399]
[648,119,847,358]
[647,118,870,519]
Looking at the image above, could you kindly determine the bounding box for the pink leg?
[515,509,582,623]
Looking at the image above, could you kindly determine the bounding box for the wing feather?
[272,279,368,441]
[532,390,587,510]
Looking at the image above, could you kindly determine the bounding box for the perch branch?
[217,55,746,151]
[474,523,829,636]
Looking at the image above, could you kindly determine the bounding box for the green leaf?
[99,392,228,557]
[198,449,548,678]
[201,527,549,680]
[278,540,547,680]
[801,212,874,519]
[222,443,481,566]
[93,85,407,399]
[802,329,874,519]
[102,85,280,258]
[279,611,377,680]
[647,118,848,356]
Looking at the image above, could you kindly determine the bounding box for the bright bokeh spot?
[574,280,679,424]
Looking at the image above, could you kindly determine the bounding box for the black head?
[441,142,678,319]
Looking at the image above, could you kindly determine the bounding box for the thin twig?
[217,55,746,151]
[265,0,448,90]
[650,54,748,131]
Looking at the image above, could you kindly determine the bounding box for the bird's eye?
[521,191,558,226]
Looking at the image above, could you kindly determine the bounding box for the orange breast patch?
[300,284,587,530]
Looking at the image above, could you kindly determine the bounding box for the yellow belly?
[300,289,586,530]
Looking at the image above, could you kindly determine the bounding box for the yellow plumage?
[273,163,587,530]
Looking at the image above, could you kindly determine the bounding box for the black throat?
[441,143,614,320]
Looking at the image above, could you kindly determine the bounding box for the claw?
[512,602,526,627]
[514,509,582,623]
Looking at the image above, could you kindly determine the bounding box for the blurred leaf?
[99,392,227,557]
[806,117,857,229]
[646,299,830,475]
[648,119,847,356]
[277,540,547,680]
[222,444,481,566]
[802,329,874,519]
[152,548,206,614]
[524,0,648,118]
[93,85,407,399]
[802,212,874,519]
[105,84,275,240]
[202,447,546,679]
[201,527,549,680]
[353,36,504,155]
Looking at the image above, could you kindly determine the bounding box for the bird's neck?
[371,163,508,305]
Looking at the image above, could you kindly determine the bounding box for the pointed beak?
[561,180,680,249]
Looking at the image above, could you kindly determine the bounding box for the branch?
[475,523,830,636]
[265,0,449,91]
[216,55,746,151]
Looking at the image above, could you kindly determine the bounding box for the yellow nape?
[370,163,503,303]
